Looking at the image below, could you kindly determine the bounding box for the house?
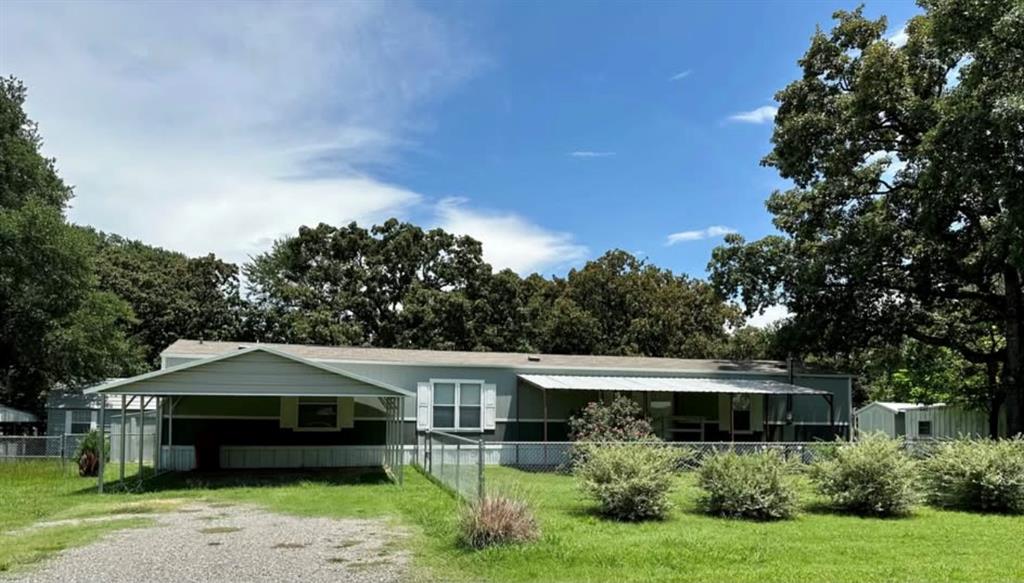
[853,401,1001,439]
[46,389,158,437]
[0,403,40,434]
[84,340,853,477]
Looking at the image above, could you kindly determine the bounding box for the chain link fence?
[415,430,484,501]
[418,438,956,478]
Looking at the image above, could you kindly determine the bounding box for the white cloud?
[669,70,692,81]
[746,305,791,328]
[568,151,616,158]
[436,198,587,274]
[888,26,909,48]
[0,2,483,264]
[666,225,737,245]
[728,106,778,124]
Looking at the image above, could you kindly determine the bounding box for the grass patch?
[0,518,151,575]
[3,461,1023,582]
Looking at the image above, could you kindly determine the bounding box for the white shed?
[854,401,998,439]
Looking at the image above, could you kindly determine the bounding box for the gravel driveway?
[6,502,412,583]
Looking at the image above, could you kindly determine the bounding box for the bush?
[809,434,918,517]
[575,443,681,521]
[458,494,540,549]
[75,429,109,477]
[568,395,656,442]
[697,449,797,520]
[922,438,1024,514]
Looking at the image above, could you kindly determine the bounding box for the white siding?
[855,404,898,437]
[905,406,987,439]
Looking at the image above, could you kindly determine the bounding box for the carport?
[85,345,411,492]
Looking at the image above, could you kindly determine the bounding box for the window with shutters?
[431,380,484,431]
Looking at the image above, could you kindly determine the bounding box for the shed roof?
[0,404,39,423]
[856,402,947,414]
[518,374,829,395]
[163,339,845,377]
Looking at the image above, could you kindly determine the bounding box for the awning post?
[730,393,736,442]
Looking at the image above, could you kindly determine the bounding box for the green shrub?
[922,438,1024,514]
[809,434,918,517]
[74,430,110,477]
[575,443,681,521]
[697,449,797,520]
[459,493,540,549]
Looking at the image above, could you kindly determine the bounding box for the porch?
[517,374,842,442]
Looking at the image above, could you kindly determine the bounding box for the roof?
[855,402,947,414]
[518,374,830,395]
[86,345,414,398]
[163,339,845,377]
[0,404,39,423]
[46,390,158,410]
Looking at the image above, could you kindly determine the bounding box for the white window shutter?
[416,382,432,430]
[280,397,298,429]
[482,383,497,430]
[338,397,355,429]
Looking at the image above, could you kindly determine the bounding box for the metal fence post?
[478,438,485,501]
[455,443,461,495]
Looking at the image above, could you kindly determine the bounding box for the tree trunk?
[987,361,1004,438]
[1004,266,1024,437]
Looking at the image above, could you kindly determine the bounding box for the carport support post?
[138,396,148,481]
[119,396,128,482]
[97,397,105,493]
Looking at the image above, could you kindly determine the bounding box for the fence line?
[415,430,484,501]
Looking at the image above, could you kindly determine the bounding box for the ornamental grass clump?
[575,443,681,521]
[922,438,1024,514]
[458,493,540,549]
[809,433,918,517]
[697,449,798,521]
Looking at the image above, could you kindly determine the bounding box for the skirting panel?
[220,445,387,469]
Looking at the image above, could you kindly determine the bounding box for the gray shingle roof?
[163,339,842,376]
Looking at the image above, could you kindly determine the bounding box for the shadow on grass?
[73,467,392,495]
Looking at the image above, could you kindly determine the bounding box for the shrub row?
[572,436,1024,522]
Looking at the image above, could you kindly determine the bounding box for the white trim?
[86,345,414,398]
[159,351,852,379]
[429,378,485,432]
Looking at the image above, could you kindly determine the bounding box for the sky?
[0,0,920,326]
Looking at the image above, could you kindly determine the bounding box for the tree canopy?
[709,1,1024,435]
[0,77,140,412]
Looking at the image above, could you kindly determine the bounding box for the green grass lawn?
[1,461,1022,582]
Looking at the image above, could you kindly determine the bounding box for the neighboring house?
[46,389,157,436]
[854,401,1001,439]
[84,339,854,473]
[0,404,40,434]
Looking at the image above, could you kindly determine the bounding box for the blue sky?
[1,0,919,292]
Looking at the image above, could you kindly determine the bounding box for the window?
[432,380,483,430]
[68,410,94,435]
[732,395,752,432]
[296,398,338,431]
[917,420,932,437]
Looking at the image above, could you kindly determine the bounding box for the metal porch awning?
[517,374,829,395]
[517,374,836,443]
